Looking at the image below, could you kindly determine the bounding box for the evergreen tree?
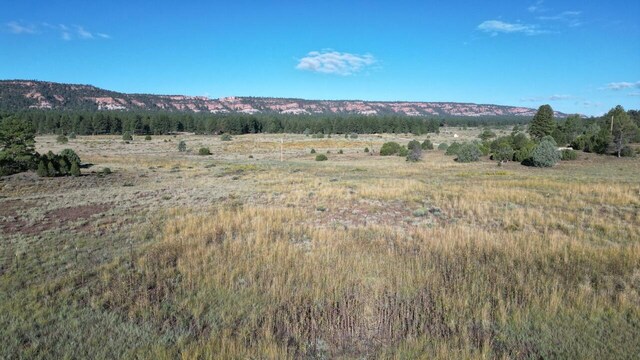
[606,106,637,157]
[70,161,81,176]
[37,160,48,177]
[529,105,556,140]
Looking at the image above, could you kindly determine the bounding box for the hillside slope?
[0,80,565,117]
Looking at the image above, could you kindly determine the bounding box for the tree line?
[0,110,534,136]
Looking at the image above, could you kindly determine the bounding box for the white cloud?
[75,26,93,39]
[528,0,545,13]
[628,92,640,97]
[5,20,109,40]
[538,11,582,27]
[6,21,37,34]
[604,81,640,90]
[521,94,574,102]
[477,20,547,36]
[296,50,377,76]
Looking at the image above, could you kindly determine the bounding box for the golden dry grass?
[1,132,639,358]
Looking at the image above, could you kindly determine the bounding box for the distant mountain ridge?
[0,80,567,117]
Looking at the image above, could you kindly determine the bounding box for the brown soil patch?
[2,203,112,236]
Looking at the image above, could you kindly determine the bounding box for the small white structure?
[453,134,459,138]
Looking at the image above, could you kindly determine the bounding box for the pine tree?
[529,105,556,140]
[37,160,48,177]
[47,162,57,177]
[70,161,81,177]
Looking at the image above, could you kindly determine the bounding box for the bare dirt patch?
[3,203,112,235]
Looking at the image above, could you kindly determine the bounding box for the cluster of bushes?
[36,149,81,177]
[220,134,232,141]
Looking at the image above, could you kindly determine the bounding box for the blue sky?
[1,0,638,116]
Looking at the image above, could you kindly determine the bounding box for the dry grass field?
[1,130,639,359]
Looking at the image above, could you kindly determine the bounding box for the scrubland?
[1,131,639,359]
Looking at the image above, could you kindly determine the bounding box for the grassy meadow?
[1,129,639,359]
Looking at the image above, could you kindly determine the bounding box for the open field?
[1,131,640,358]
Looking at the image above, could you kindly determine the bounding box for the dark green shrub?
[561,149,578,160]
[56,134,68,144]
[145,135,152,141]
[514,142,536,162]
[398,147,409,157]
[199,147,211,156]
[315,154,328,161]
[445,142,462,156]
[350,133,359,139]
[102,167,112,175]
[407,140,421,150]
[437,142,449,151]
[540,135,557,147]
[68,132,76,139]
[364,147,369,153]
[122,132,133,141]
[570,136,587,151]
[620,146,636,157]
[380,142,401,156]
[421,139,434,150]
[493,144,514,162]
[310,148,316,154]
[60,149,81,165]
[528,140,560,167]
[479,129,497,141]
[178,140,186,152]
[220,134,232,141]
[456,143,482,162]
[338,149,344,154]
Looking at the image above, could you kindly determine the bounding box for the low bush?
[380,142,401,156]
[178,140,187,152]
[445,142,462,156]
[364,147,369,153]
[199,147,211,156]
[145,135,152,141]
[456,143,482,162]
[527,140,560,167]
[407,140,421,150]
[620,146,636,157]
[561,149,578,160]
[421,139,434,150]
[406,146,422,162]
[310,148,316,154]
[56,135,68,144]
[122,132,133,141]
[437,142,449,151]
[315,154,328,161]
[493,144,514,162]
[220,134,232,141]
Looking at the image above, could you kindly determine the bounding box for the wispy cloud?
[5,21,110,40]
[628,92,640,97]
[527,0,546,13]
[538,11,582,27]
[521,94,574,102]
[296,50,377,76]
[75,25,93,39]
[477,20,547,36]
[604,81,640,90]
[6,21,37,34]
